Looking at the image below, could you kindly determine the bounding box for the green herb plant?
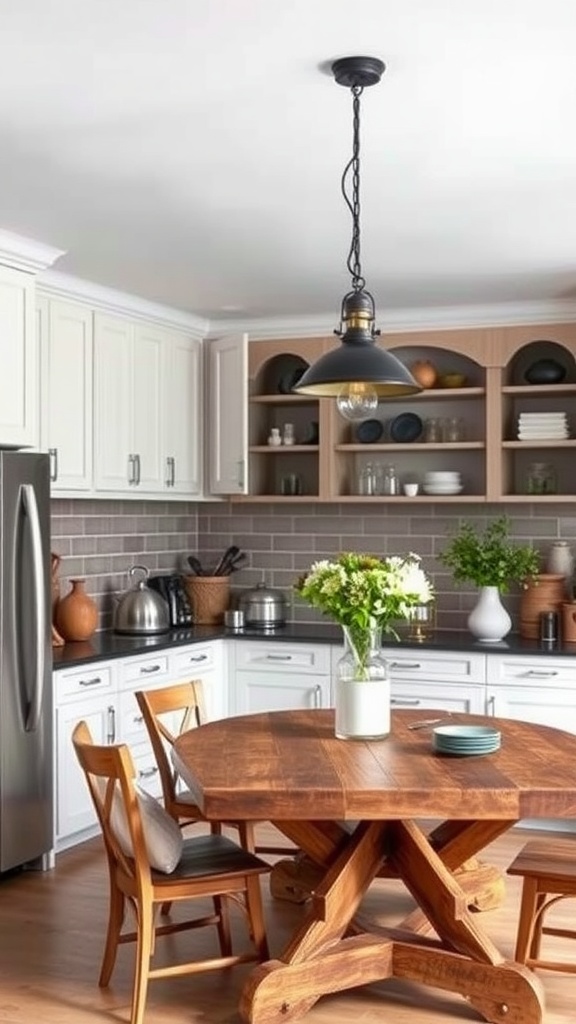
[439,517,539,593]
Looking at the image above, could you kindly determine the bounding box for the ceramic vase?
[467,586,512,643]
[334,625,390,740]
[55,578,98,642]
[545,542,574,597]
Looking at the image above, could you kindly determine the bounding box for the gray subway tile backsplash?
[51,498,575,635]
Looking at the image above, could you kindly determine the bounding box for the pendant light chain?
[342,84,365,293]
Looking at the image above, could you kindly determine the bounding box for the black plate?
[390,412,423,443]
[355,419,383,443]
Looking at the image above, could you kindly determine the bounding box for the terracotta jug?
[561,603,576,644]
[55,578,98,642]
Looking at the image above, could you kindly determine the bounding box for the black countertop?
[52,622,576,670]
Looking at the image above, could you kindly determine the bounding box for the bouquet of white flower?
[295,552,434,671]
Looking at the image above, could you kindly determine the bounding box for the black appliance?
[148,574,193,628]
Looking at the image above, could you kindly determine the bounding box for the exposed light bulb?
[336,382,379,421]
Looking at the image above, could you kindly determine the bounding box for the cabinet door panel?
[41,298,93,490]
[391,682,485,715]
[0,265,37,447]
[233,673,328,715]
[165,333,201,495]
[132,323,164,491]
[55,695,114,842]
[208,333,248,494]
[94,313,133,490]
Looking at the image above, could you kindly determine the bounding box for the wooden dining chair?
[72,720,270,1024]
[507,836,576,973]
[135,680,297,857]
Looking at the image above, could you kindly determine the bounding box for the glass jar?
[382,464,399,496]
[526,462,556,495]
[335,625,390,740]
[358,463,377,496]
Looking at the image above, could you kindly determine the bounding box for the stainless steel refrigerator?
[0,451,52,873]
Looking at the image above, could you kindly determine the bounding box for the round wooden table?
[173,708,576,1024]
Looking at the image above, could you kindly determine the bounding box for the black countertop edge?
[52,623,576,670]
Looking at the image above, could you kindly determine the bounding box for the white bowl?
[423,484,463,495]
[424,471,461,480]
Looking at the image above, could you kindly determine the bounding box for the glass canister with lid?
[526,462,556,495]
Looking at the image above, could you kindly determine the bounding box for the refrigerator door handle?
[19,484,46,732]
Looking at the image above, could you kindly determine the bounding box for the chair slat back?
[135,680,205,810]
[72,720,152,885]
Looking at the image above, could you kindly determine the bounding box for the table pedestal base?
[240,818,545,1024]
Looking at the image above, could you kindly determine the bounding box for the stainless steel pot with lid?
[238,581,287,627]
[114,565,170,635]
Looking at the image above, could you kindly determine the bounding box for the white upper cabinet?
[39,297,93,491]
[163,331,201,495]
[93,313,164,493]
[0,265,38,448]
[208,333,248,494]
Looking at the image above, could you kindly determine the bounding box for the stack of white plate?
[432,724,501,756]
[423,471,463,495]
[517,412,569,440]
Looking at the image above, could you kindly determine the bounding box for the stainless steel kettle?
[114,565,170,635]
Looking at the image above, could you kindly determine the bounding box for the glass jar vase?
[334,625,390,740]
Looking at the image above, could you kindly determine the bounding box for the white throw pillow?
[110,782,183,874]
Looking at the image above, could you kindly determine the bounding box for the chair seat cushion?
[152,833,270,883]
[111,783,183,873]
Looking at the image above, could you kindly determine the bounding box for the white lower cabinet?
[54,642,227,850]
[486,653,576,732]
[230,641,330,715]
[54,662,116,847]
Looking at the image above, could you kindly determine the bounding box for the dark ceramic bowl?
[524,358,566,385]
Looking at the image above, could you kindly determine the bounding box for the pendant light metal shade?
[294,341,422,397]
[294,55,421,404]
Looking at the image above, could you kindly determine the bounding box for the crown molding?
[37,270,209,339]
[0,229,65,274]
[207,298,576,339]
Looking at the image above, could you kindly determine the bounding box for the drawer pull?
[523,669,559,678]
[138,766,159,779]
[79,676,103,687]
[313,684,322,708]
[391,698,421,706]
[107,706,116,744]
[265,654,293,661]
[389,662,422,670]
[132,714,144,724]
[140,664,162,675]
[188,654,208,662]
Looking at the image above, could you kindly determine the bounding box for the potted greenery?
[439,517,540,642]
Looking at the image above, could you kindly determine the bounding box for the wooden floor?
[0,824,574,1024]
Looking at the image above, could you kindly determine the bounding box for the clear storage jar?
[526,462,556,495]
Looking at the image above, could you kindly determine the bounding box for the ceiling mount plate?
[331,56,385,89]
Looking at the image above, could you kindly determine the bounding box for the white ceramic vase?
[467,586,512,643]
[334,626,390,740]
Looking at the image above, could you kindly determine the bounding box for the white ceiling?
[3,0,576,329]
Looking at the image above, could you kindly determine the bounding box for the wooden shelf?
[335,442,485,452]
[249,393,318,404]
[502,439,576,449]
[249,445,319,453]
[501,383,576,395]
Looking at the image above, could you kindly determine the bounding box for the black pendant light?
[294,56,421,419]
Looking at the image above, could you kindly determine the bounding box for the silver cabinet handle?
[486,695,496,715]
[237,459,245,490]
[166,456,175,487]
[391,697,421,706]
[138,766,159,779]
[128,454,136,485]
[132,713,144,724]
[313,684,322,708]
[79,675,103,687]
[389,662,422,670]
[523,669,559,677]
[135,453,141,485]
[107,706,116,743]
[188,653,208,663]
[48,447,58,482]
[139,664,162,675]
[265,654,293,661]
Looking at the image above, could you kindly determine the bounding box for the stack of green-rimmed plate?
[432,724,501,756]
